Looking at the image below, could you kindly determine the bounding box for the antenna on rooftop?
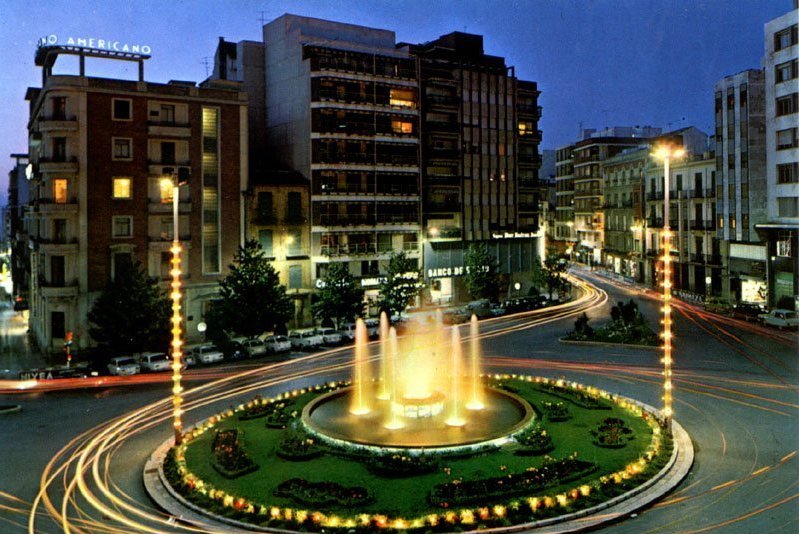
[201,57,211,77]
[258,10,268,26]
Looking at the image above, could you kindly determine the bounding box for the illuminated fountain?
[303,312,535,450]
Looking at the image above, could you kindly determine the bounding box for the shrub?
[538,383,609,410]
[514,423,554,455]
[211,429,259,478]
[274,478,372,507]
[275,426,322,461]
[366,453,438,477]
[541,401,571,422]
[591,417,634,448]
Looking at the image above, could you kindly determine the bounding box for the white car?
[107,357,141,376]
[288,329,324,350]
[758,309,799,330]
[236,337,268,357]
[188,344,225,364]
[263,335,292,353]
[315,327,342,345]
[339,322,357,341]
[137,352,171,372]
[364,318,380,338]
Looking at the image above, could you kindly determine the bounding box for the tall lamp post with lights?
[652,144,685,431]
[162,167,189,445]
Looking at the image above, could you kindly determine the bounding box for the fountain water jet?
[349,318,371,415]
[445,327,466,427]
[376,312,390,400]
[466,314,485,410]
[383,327,404,430]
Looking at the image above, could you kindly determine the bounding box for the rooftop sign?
[37,34,152,55]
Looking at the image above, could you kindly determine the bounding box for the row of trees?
[87,241,570,355]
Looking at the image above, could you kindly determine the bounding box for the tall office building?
[406,32,542,302]
[757,8,798,308]
[25,41,246,350]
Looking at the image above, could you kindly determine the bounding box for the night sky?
[0,0,791,198]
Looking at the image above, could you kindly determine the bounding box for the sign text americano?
[38,34,152,55]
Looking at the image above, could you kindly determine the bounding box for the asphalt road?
[1,272,797,533]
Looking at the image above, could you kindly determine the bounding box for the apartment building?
[757,8,799,309]
[406,32,542,302]
[554,143,577,253]
[25,42,246,350]
[5,154,31,305]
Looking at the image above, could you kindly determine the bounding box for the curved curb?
[0,404,22,415]
[558,338,662,352]
[144,405,693,533]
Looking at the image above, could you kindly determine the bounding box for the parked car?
[187,343,224,364]
[758,309,799,330]
[107,356,141,376]
[731,302,766,322]
[704,296,732,315]
[232,337,268,357]
[465,299,493,319]
[224,341,250,360]
[339,323,357,341]
[137,352,171,372]
[489,303,507,317]
[315,327,343,345]
[288,329,324,350]
[442,307,470,325]
[364,318,380,338]
[263,335,292,353]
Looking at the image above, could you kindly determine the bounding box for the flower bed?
[274,478,373,507]
[428,456,597,507]
[592,417,634,448]
[514,423,555,455]
[276,427,323,461]
[538,382,610,410]
[239,398,293,421]
[211,429,259,478]
[366,453,439,477]
[541,401,571,422]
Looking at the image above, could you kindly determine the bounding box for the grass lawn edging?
[559,338,662,352]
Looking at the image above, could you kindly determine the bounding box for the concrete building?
[757,7,799,309]
[600,146,648,281]
[554,143,577,255]
[5,154,31,304]
[25,41,247,350]
[406,32,542,302]
[714,70,769,303]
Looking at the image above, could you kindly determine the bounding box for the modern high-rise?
[25,41,247,350]
[261,15,422,307]
[757,7,798,309]
[406,32,542,302]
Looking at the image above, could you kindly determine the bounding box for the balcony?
[647,191,664,201]
[37,198,78,214]
[427,149,460,160]
[426,94,459,108]
[518,202,537,212]
[38,115,78,132]
[376,154,418,166]
[148,161,190,176]
[519,129,542,142]
[321,243,376,257]
[426,174,461,186]
[518,105,542,118]
[147,121,191,138]
[39,277,79,298]
[315,213,375,226]
[519,178,537,189]
[148,200,191,214]
[37,237,79,254]
[426,201,461,213]
[376,212,419,225]
[574,154,600,164]
[284,213,308,225]
[39,157,78,174]
[648,217,664,228]
[149,233,190,243]
[518,154,541,165]
[251,209,277,225]
[426,121,459,133]
[706,254,723,266]
[428,226,462,241]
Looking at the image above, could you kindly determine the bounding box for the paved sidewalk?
[0,301,49,377]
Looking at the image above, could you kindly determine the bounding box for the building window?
[774,25,798,51]
[391,120,413,134]
[777,128,798,150]
[258,229,273,256]
[777,197,799,218]
[160,251,171,278]
[112,216,133,238]
[776,236,793,257]
[113,177,132,199]
[202,106,220,274]
[159,217,173,240]
[53,178,68,203]
[50,255,65,286]
[777,163,799,184]
[389,88,415,108]
[740,152,748,169]
[51,311,66,339]
[776,60,798,83]
[112,98,132,120]
[730,215,736,229]
[288,265,302,289]
[287,192,302,223]
[160,141,176,164]
[776,93,798,116]
[286,229,302,256]
[160,104,175,124]
[112,138,132,160]
[112,252,133,280]
[159,179,174,203]
[53,219,67,243]
[52,137,66,161]
[51,96,67,120]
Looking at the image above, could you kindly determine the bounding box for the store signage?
[38,34,152,55]
[427,266,465,278]
[491,232,533,239]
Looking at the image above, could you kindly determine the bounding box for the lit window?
[112,216,133,238]
[160,179,174,203]
[53,179,68,203]
[113,177,132,199]
[391,120,413,134]
[389,88,415,108]
[113,138,132,160]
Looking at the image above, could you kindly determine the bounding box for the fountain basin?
[301,386,535,453]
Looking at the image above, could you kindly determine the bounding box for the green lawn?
[181,379,655,520]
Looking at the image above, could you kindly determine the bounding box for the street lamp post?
[652,144,685,431]
[162,168,189,445]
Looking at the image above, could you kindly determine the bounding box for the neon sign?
[38,34,152,55]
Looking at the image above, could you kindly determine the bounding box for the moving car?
[137,352,171,372]
[315,327,343,345]
[758,309,799,330]
[263,335,292,353]
[107,356,141,376]
[288,329,324,350]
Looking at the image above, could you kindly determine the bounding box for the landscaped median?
[149,375,682,532]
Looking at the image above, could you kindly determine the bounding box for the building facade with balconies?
[25,44,246,351]
[554,143,577,254]
[5,154,31,306]
[757,8,799,309]
[261,15,422,307]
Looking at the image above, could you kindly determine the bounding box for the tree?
[542,253,569,299]
[464,242,500,301]
[378,251,424,319]
[211,240,293,338]
[312,262,364,328]
[87,262,170,355]
[529,260,547,296]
